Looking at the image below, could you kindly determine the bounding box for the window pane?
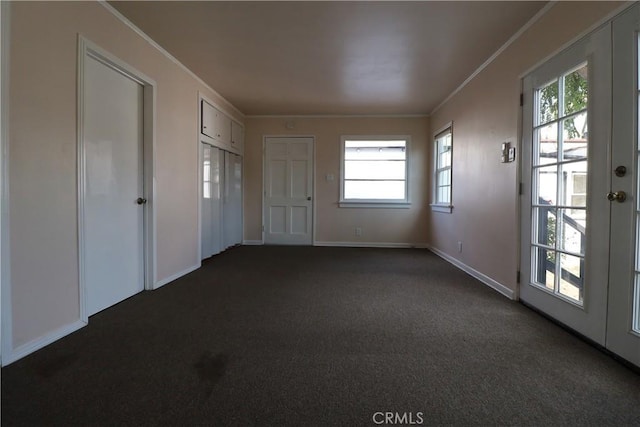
[562,112,588,161]
[344,160,405,180]
[344,180,405,199]
[533,246,556,291]
[437,169,451,188]
[535,122,558,165]
[345,141,406,160]
[559,208,586,255]
[559,253,583,303]
[533,207,556,248]
[564,64,588,115]
[562,161,587,206]
[534,165,558,205]
[437,185,451,204]
[538,80,559,125]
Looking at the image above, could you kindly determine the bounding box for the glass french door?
[521,24,611,345]
[522,5,640,367]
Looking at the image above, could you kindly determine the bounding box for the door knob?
[307,197,312,201]
[606,191,626,203]
[136,197,147,205]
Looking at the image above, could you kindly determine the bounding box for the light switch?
[326,173,334,181]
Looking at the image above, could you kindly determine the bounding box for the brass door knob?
[606,191,626,203]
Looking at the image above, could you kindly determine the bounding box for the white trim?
[98,0,244,122]
[0,0,10,365]
[519,2,637,79]
[339,202,411,209]
[428,246,515,300]
[153,264,200,289]
[242,240,264,246]
[246,114,429,119]
[430,204,454,214]
[314,241,429,249]
[3,320,86,367]
[430,2,556,116]
[433,121,453,138]
[77,36,157,322]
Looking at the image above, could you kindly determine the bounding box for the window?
[432,124,453,213]
[339,136,410,208]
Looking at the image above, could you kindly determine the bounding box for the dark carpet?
[2,246,640,426]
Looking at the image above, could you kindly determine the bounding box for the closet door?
[223,152,243,248]
[232,154,243,245]
[201,143,214,258]
[201,143,224,259]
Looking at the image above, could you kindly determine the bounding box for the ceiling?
[110,1,547,116]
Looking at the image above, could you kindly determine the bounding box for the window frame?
[431,122,454,213]
[339,135,411,208]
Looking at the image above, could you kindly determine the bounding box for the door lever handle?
[606,191,626,203]
[136,197,147,205]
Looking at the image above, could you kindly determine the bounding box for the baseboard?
[2,319,87,366]
[314,241,430,249]
[242,240,263,245]
[153,264,200,289]
[427,246,515,300]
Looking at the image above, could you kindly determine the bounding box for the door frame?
[77,36,157,323]
[262,135,316,245]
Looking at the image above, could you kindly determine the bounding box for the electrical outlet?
[355,227,362,237]
[458,241,463,253]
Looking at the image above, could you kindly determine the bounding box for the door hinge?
[520,93,524,106]
[262,225,265,232]
[519,182,523,195]
[517,271,521,284]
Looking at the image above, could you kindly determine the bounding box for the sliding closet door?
[223,152,243,248]
[201,143,223,259]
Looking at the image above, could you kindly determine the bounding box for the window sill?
[430,204,453,213]
[339,201,411,209]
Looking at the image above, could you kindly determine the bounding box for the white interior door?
[201,143,223,259]
[520,25,611,344]
[264,137,313,245]
[607,4,640,366]
[84,55,145,316]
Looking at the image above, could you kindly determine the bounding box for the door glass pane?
[531,63,588,305]
[538,80,559,125]
[534,165,558,205]
[564,64,588,115]
[559,253,584,301]
[533,207,556,247]
[562,112,588,161]
[559,208,586,255]
[535,122,558,165]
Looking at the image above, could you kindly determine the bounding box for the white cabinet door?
[215,109,231,144]
[231,121,244,153]
[201,100,216,139]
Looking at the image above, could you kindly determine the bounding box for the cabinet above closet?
[200,98,244,155]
